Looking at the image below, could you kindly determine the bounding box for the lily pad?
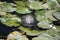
[53,12,60,20]
[55,26,60,32]
[0,11,6,16]
[0,13,21,27]
[48,2,57,9]
[57,0,60,4]
[28,1,43,10]
[15,1,31,14]
[0,3,16,12]
[7,31,28,40]
[45,10,57,21]
[42,3,50,9]
[55,26,60,39]
[16,6,31,14]
[15,1,25,7]
[0,17,21,27]
[35,10,46,22]
[32,33,57,40]
[19,26,41,36]
[47,0,59,9]
[37,20,53,29]
[56,7,60,12]
[45,28,57,36]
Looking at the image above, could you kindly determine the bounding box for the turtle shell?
[21,14,37,28]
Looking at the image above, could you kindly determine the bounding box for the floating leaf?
[6,13,17,18]
[56,7,60,12]
[42,3,50,9]
[45,10,57,21]
[53,12,60,20]
[0,1,4,4]
[4,19,19,26]
[4,19,19,27]
[7,31,28,40]
[32,33,57,40]
[57,0,60,4]
[0,11,6,16]
[35,10,46,22]
[15,1,31,14]
[45,28,57,36]
[55,26,60,32]
[47,0,58,9]
[19,26,41,36]
[28,1,43,10]
[55,26,60,39]
[0,3,16,12]
[16,6,31,14]
[0,13,21,27]
[0,17,21,27]
[15,1,25,7]
[35,10,55,29]
[37,20,53,29]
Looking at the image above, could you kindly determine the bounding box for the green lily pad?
[15,1,31,14]
[28,1,43,10]
[15,1,25,7]
[1,18,19,27]
[7,31,29,40]
[32,33,57,40]
[6,13,17,18]
[35,10,46,16]
[4,19,20,27]
[0,1,4,4]
[45,28,57,36]
[16,6,31,14]
[45,10,57,21]
[19,26,41,36]
[56,7,60,12]
[35,10,46,22]
[42,3,50,9]
[53,12,60,20]
[0,3,16,12]
[55,26,60,32]
[37,20,53,29]
[0,17,21,27]
[57,0,60,4]
[48,1,57,9]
